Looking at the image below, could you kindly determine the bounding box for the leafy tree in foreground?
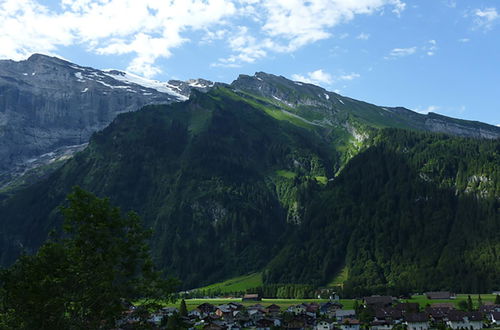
[0,187,178,329]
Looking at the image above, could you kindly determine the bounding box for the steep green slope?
[1,77,499,293]
[231,72,500,139]
[264,130,500,295]
[0,88,337,288]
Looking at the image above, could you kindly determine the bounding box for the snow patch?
[338,98,345,105]
[294,82,303,86]
[31,72,36,76]
[104,70,187,100]
[23,73,28,76]
[324,93,330,100]
[143,92,153,95]
[187,79,214,88]
[81,88,88,93]
[74,72,85,82]
[272,95,283,102]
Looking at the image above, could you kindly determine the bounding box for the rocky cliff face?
[0,54,213,187]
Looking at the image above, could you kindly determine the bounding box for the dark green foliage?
[467,295,474,311]
[179,299,188,317]
[0,88,336,289]
[265,129,500,294]
[457,300,468,311]
[0,85,499,294]
[0,187,176,329]
[495,295,500,304]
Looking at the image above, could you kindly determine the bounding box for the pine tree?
[478,294,483,307]
[179,299,188,317]
[495,295,500,305]
[467,295,473,311]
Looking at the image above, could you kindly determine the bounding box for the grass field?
[405,294,497,309]
[328,266,349,288]
[195,273,262,293]
[160,294,498,311]
[163,298,352,310]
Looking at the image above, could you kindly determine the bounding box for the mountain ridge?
[0,85,498,294]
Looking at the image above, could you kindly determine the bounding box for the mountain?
[0,54,213,189]
[0,68,499,293]
[232,72,500,139]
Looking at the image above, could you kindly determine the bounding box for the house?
[364,296,395,308]
[203,323,227,330]
[161,307,179,316]
[316,320,333,330]
[374,307,403,324]
[248,309,265,322]
[242,293,261,301]
[340,318,361,330]
[147,313,164,325]
[189,309,202,318]
[247,303,265,311]
[446,311,483,330]
[395,303,419,313]
[425,307,450,322]
[266,304,281,316]
[256,318,275,330]
[198,303,217,317]
[284,317,306,329]
[306,303,321,314]
[370,319,394,330]
[335,309,356,322]
[480,304,500,314]
[425,291,455,300]
[228,302,244,311]
[289,304,307,315]
[320,302,344,316]
[404,313,429,330]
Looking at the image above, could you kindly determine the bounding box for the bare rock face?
[0,54,212,186]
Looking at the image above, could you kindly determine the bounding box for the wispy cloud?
[473,7,499,31]
[291,69,361,86]
[385,40,437,59]
[424,40,438,56]
[385,46,417,59]
[356,33,370,40]
[458,38,470,43]
[0,0,407,77]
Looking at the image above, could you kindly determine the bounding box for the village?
[116,292,500,329]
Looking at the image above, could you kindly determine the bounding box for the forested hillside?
[265,130,500,295]
[0,84,498,293]
[0,88,336,288]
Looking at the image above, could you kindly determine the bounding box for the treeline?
[185,284,319,299]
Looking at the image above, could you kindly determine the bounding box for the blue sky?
[1,0,499,126]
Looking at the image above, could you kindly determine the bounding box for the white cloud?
[444,0,456,9]
[357,33,370,40]
[292,69,333,86]
[386,46,417,59]
[339,73,361,81]
[0,0,407,77]
[424,39,438,56]
[291,69,361,86]
[473,7,499,31]
[417,105,440,114]
[458,38,470,43]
